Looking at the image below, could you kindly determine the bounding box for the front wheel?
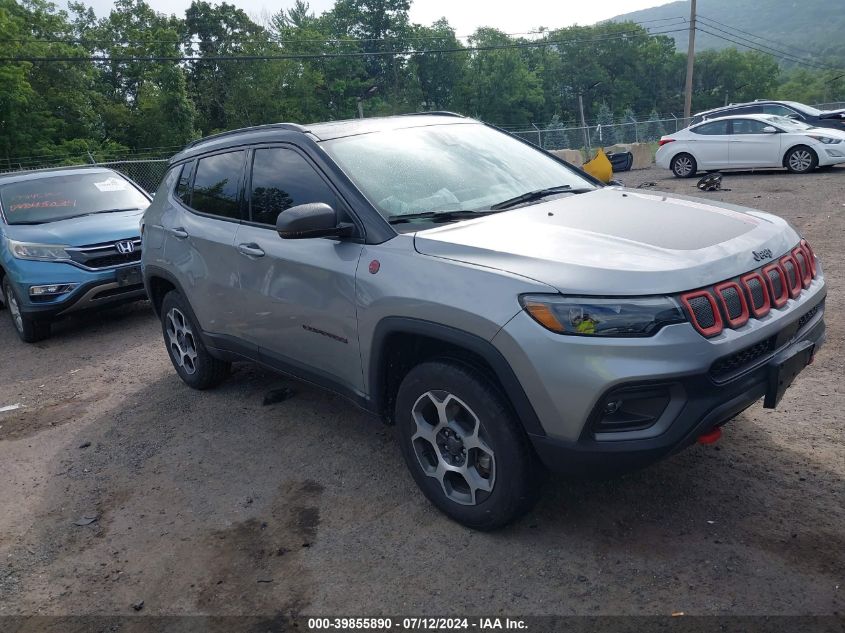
[785,146,818,174]
[160,291,230,389]
[2,278,50,343]
[670,153,697,178]
[395,360,541,530]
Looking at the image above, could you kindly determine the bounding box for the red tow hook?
[697,427,722,445]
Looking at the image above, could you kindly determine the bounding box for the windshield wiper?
[387,209,502,225]
[490,185,595,210]
[85,207,142,215]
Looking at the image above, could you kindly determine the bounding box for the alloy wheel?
[7,290,23,334]
[674,156,694,177]
[410,390,495,506]
[165,307,198,375]
[789,150,813,172]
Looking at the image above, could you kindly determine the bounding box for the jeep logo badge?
[116,240,135,255]
[752,248,773,262]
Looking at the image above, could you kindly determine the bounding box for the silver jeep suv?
[141,113,826,529]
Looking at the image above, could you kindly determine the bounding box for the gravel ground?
[0,164,843,619]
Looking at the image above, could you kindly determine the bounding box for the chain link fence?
[508,116,683,152]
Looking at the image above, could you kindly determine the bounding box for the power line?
[696,14,822,59]
[695,26,838,71]
[0,27,688,63]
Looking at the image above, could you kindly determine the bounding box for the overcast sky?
[77,0,673,34]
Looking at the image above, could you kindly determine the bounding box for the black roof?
[172,112,473,163]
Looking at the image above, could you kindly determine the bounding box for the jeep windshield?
[0,172,149,225]
[320,122,597,223]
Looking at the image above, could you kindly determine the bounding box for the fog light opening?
[593,386,673,435]
[29,283,79,298]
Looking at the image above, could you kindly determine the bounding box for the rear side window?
[249,148,338,226]
[763,104,797,117]
[692,121,729,135]
[731,119,770,135]
[175,161,195,204]
[191,151,245,220]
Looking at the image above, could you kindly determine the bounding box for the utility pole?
[578,93,590,152]
[683,0,697,124]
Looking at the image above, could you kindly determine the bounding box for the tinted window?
[0,171,149,225]
[731,119,771,135]
[191,151,245,220]
[692,121,729,135]
[763,104,797,117]
[249,148,337,226]
[176,161,195,203]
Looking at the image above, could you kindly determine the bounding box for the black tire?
[395,360,541,530]
[670,153,697,178]
[2,278,50,343]
[784,145,818,174]
[160,290,230,389]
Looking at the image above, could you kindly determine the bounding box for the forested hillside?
[611,0,845,61]
[0,0,842,167]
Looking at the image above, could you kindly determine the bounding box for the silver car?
[141,113,826,530]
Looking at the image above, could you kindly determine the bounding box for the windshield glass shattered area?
[0,172,148,225]
[765,115,813,131]
[321,122,595,221]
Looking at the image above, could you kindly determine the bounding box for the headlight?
[808,135,840,144]
[520,294,686,337]
[8,240,71,261]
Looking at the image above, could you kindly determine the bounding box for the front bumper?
[492,277,827,474]
[3,259,146,319]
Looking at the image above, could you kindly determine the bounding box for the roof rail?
[396,111,466,118]
[185,122,307,149]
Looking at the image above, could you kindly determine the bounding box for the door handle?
[237,243,265,258]
[166,227,188,239]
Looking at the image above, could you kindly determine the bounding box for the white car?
[656,114,845,177]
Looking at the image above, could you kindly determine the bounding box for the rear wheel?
[671,153,697,178]
[395,360,541,530]
[785,146,818,174]
[2,278,50,343]
[160,290,230,389]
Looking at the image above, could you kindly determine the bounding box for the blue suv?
[0,166,150,342]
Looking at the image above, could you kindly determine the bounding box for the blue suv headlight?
[8,239,71,262]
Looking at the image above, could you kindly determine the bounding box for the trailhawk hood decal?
[413,188,799,295]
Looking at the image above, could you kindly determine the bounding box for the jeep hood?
[3,209,145,247]
[413,188,800,295]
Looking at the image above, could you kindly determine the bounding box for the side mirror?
[762,126,779,134]
[276,202,354,239]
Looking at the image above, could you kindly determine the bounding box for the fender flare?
[368,317,546,436]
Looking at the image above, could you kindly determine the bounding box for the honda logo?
[115,240,135,255]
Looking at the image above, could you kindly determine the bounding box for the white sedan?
[656,114,845,177]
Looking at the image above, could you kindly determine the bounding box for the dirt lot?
[1,164,843,619]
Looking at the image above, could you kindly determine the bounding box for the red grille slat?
[740,272,771,319]
[791,247,812,288]
[714,281,750,328]
[800,239,817,278]
[780,255,802,299]
[762,263,789,308]
[680,290,723,337]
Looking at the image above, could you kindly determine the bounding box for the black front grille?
[84,251,141,268]
[747,277,765,310]
[688,295,716,329]
[767,268,784,299]
[721,286,743,320]
[782,259,798,289]
[67,239,141,270]
[710,336,777,380]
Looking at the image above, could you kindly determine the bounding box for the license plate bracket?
[116,265,142,287]
[763,340,815,409]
